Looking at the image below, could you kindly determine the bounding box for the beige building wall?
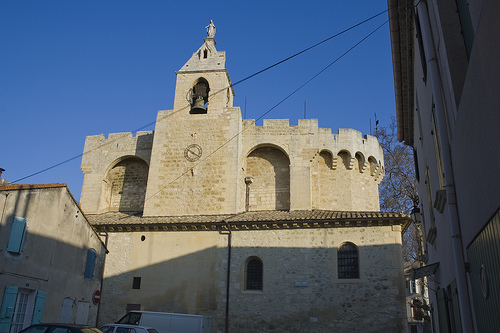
[98,225,406,332]
[0,184,107,328]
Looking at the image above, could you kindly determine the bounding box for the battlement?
[83,131,154,150]
[241,118,383,169]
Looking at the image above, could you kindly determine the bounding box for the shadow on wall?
[99,235,405,332]
[0,208,104,326]
[246,146,290,211]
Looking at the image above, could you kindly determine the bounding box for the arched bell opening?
[188,77,210,114]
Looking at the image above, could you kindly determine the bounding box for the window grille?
[246,258,263,290]
[132,277,141,290]
[338,243,359,279]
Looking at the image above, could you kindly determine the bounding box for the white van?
[116,311,211,333]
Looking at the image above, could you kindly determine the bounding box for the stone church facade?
[81,33,408,332]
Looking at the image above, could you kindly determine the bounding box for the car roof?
[100,324,156,330]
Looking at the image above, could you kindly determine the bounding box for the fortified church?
[81,23,409,332]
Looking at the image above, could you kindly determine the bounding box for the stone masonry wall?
[97,225,406,333]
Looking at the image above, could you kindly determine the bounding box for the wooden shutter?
[7,217,26,254]
[84,249,97,279]
[31,291,46,324]
[0,286,18,332]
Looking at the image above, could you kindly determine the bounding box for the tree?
[375,116,420,262]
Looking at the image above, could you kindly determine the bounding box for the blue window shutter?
[31,291,46,324]
[0,286,18,332]
[84,249,97,279]
[7,217,27,254]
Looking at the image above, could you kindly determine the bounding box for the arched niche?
[337,150,352,170]
[355,152,366,173]
[189,77,210,114]
[245,145,290,211]
[103,156,149,212]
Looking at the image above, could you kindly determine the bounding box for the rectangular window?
[132,277,141,290]
[7,217,27,254]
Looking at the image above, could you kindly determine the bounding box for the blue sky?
[1,1,395,201]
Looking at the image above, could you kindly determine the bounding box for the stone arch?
[368,156,378,176]
[317,150,335,209]
[104,156,149,212]
[189,77,210,114]
[319,150,334,169]
[355,152,366,173]
[245,145,290,211]
[337,150,352,170]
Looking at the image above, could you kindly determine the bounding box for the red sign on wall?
[93,290,101,304]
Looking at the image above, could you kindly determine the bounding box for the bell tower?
[143,22,243,216]
[172,36,234,115]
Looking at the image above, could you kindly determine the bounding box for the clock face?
[184,144,202,162]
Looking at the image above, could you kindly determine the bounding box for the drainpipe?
[416,1,474,332]
[96,229,109,326]
[224,221,232,333]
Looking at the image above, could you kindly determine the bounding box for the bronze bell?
[190,96,207,114]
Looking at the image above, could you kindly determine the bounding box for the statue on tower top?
[206,20,216,38]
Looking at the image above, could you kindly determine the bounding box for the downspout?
[224,221,232,333]
[96,228,109,326]
[416,1,474,332]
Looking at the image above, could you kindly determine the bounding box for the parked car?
[19,324,103,333]
[99,324,158,333]
[115,311,211,333]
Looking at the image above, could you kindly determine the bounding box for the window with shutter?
[7,217,27,254]
[84,249,97,279]
[0,286,18,333]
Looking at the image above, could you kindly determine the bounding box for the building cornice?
[388,0,415,145]
[88,210,410,233]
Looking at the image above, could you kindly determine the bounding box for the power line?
[12,10,389,184]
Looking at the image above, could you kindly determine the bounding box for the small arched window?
[245,257,263,290]
[338,242,359,279]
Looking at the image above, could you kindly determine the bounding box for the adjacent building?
[388,0,500,331]
[81,30,410,332]
[0,184,107,333]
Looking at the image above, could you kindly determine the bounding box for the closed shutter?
[31,291,46,324]
[84,249,96,279]
[0,286,18,333]
[7,217,26,254]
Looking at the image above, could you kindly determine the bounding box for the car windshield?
[98,327,115,333]
[21,326,50,333]
[117,313,142,325]
[147,329,158,333]
[81,329,103,333]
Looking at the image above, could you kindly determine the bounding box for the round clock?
[184,144,202,162]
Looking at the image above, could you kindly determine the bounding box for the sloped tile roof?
[88,210,409,232]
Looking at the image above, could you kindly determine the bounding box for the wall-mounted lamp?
[411,207,422,224]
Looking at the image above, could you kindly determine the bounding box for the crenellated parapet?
[239,118,384,212]
[241,118,384,180]
[80,131,154,213]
